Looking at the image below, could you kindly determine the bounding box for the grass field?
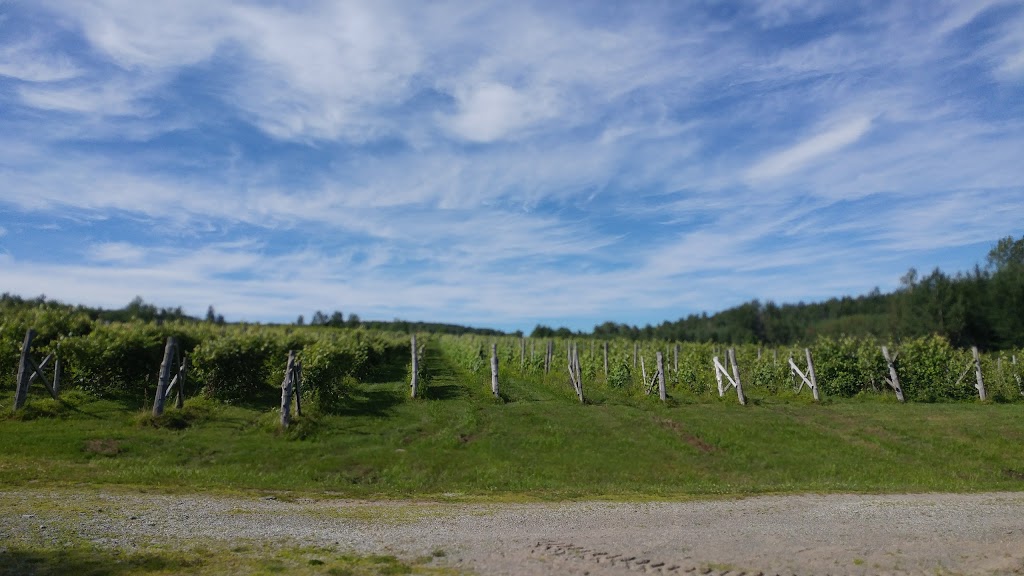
[0,543,451,576]
[3,344,1024,500]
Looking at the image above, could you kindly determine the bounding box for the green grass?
[0,542,457,576]
[2,347,1024,500]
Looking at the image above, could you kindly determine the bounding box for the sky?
[1,0,1022,333]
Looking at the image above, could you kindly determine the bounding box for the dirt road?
[3,490,1024,575]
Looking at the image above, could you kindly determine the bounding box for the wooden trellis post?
[153,337,187,416]
[674,344,679,373]
[603,341,609,378]
[788,348,820,401]
[729,348,746,405]
[280,350,302,428]
[880,346,905,402]
[972,346,986,401]
[657,351,666,401]
[520,338,526,370]
[567,342,583,403]
[13,329,61,411]
[640,352,666,401]
[1014,355,1022,395]
[716,353,726,397]
[165,353,187,411]
[410,334,419,398]
[712,348,745,405]
[491,343,500,398]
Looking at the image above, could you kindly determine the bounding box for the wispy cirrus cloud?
[0,0,1021,330]
[746,116,874,182]
[0,37,81,82]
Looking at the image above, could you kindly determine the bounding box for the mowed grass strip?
[2,370,1023,499]
[0,542,457,576]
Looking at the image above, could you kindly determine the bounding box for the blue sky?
[1,0,1022,332]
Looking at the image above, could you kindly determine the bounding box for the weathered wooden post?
[674,344,679,373]
[972,346,987,401]
[490,343,500,398]
[13,329,36,411]
[729,348,746,405]
[714,354,725,397]
[174,354,187,409]
[52,355,63,398]
[520,338,526,371]
[881,346,905,402]
[1014,355,1022,394]
[788,352,819,401]
[567,342,584,403]
[575,344,583,403]
[410,334,419,398]
[656,351,666,401]
[293,359,303,417]
[153,337,178,417]
[603,341,609,378]
[804,348,819,402]
[280,351,296,428]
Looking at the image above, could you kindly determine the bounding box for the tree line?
[4,236,1021,349]
[535,236,1024,350]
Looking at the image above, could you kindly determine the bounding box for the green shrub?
[897,335,974,401]
[607,354,631,389]
[0,305,94,392]
[191,330,286,402]
[299,335,370,411]
[59,322,168,397]
[750,357,789,394]
[813,337,886,397]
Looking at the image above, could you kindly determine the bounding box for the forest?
[542,235,1024,350]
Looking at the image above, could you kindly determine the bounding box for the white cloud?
[989,12,1024,81]
[935,0,1009,36]
[752,0,830,28]
[88,242,146,264]
[746,116,873,182]
[0,38,81,82]
[1,1,1022,330]
[16,74,159,116]
[49,0,230,69]
[445,82,559,143]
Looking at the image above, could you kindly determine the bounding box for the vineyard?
[3,303,1023,411]
[4,302,1024,498]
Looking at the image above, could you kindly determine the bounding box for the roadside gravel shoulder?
[3,489,1024,575]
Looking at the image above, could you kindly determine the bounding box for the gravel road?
[3,489,1024,575]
